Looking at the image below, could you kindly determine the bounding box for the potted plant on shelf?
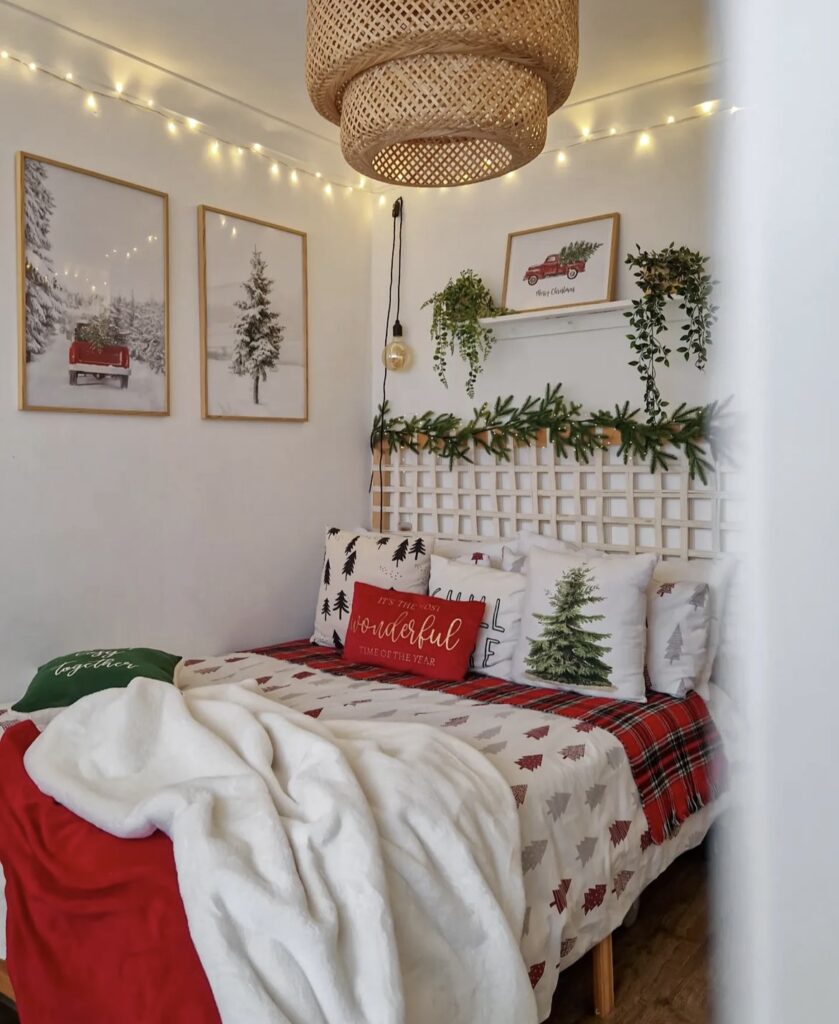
[624,244,718,423]
[423,269,509,398]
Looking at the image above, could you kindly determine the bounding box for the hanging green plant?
[422,269,509,399]
[624,244,718,424]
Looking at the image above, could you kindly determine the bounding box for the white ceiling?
[0,0,721,179]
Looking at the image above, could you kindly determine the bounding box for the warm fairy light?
[271,162,280,176]
[167,120,177,134]
[91,284,96,291]
[85,93,97,111]
[638,132,651,148]
[358,175,366,188]
[315,171,322,178]
[146,99,154,108]
[667,115,676,124]
[231,226,237,237]
[700,101,714,115]
[28,62,36,71]
[324,182,333,195]
[64,72,73,81]
[115,82,124,94]
[609,127,617,136]
[378,194,386,206]
[186,117,199,131]
[0,51,8,60]
[290,169,299,184]
[730,105,741,114]
[252,142,262,152]
[556,150,567,164]
[210,140,220,156]
[236,146,244,156]
[581,126,590,138]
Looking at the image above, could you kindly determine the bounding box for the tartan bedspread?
[254,640,727,845]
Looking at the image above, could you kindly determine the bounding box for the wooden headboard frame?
[371,438,738,561]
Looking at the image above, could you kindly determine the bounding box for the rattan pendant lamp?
[305,0,579,188]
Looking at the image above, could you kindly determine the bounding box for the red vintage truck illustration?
[523,240,602,286]
[68,323,131,388]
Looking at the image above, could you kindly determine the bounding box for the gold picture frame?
[17,152,170,416]
[501,212,620,314]
[198,205,309,422]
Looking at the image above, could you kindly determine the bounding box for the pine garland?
[370,383,730,483]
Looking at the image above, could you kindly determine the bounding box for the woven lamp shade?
[306,0,579,188]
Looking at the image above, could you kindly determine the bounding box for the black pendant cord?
[372,196,404,532]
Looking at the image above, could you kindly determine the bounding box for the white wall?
[370,116,719,418]
[0,73,372,701]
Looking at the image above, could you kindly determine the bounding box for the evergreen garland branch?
[372,385,729,482]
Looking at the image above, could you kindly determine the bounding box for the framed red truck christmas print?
[17,153,169,415]
[502,212,620,313]
[198,206,308,421]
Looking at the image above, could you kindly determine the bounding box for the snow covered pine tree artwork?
[17,153,168,414]
[199,206,308,420]
[525,565,613,689]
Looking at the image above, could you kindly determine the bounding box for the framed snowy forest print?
[198,206,308,421]
[501,212,620,313]
[17,153,169,415]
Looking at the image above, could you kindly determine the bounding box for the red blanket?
[255,640,727,845]
[0,722,220,1023]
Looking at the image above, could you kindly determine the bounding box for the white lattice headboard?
[372,441,739,561]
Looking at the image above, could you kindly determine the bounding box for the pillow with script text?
[342,583,485,680]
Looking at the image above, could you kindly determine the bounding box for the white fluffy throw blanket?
[24,679,537,1024]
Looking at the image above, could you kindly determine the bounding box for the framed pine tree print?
[198,206,308,421]
[17,153,169,415]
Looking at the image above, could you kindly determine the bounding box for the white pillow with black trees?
[429,555,526,681]
[312,528,432,648]
[512,550,657,702]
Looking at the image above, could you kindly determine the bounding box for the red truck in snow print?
[523,255,586,286]
[68,323,131,388]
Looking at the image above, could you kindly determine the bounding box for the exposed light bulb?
[167,120,177,134]
[666,115,675,124]
[271,162,280,176]
[382,322,410,371]
[186,117,199,131]
[115,82,124,94]
[252,142,262,152]
[556,151,567,165]
[85,93,97,111]
[638,132,651,148]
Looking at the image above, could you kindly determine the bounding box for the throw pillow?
[646,579,711,697]
[429,554,526,680]
[343,583,485,680]
[312,528,433,648]
[12,648,181,713]
[512,549,657,701]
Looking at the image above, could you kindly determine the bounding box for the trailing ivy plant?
[624,244,718,424]
[370,383,731,484]
[422,269,508,399]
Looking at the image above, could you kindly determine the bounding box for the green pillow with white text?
[12,647,181,713]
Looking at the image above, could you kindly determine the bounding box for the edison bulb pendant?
[382,340,410,371]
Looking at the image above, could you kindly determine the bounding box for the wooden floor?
[0,847,710,1024]
[548,845,710,1023]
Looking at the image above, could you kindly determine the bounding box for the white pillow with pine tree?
[429,555,526,681]
[646,579,711,697]
[311,528,433,649]
[512,549,657,702]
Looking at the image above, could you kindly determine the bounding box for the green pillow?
[12,647,181,713]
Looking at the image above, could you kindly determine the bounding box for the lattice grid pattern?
[372,442,740,562]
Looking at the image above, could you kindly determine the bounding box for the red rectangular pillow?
[343,582,486,680]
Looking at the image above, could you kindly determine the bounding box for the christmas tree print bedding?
[173,651,725,1023]
[312,528,432,648]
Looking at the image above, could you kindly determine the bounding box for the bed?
[0,438,738,1019]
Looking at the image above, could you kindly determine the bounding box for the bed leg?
[592,933,615,1017]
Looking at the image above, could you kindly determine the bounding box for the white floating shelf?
[480,300,686,341]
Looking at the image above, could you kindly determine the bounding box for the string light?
[210,140,220,156]
[27,61,36,72]
[323,182,332,195]
[609,127,617,135]
[271,162,280,177]
[167,120,177,134]
[290,169,299,184]
[638,132,651,148]
[0,51,8,60]
[85,93,97,111]
[146,99,153,108]
[666,115,675,124]
[115,82,124,94]
[236,146,244,156]
[252,142,262,152]
[64,72,73,81]
[556,150,567,165]
[378,194,386,206]
[700,101,714,115]
[315,171,322,178]
[581,126,590,139]
[186,117,199,131]
[730,106,741,114]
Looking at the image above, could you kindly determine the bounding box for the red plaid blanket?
[254,640,727,845]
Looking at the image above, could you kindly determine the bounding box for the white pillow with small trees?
[646,580,711,698]
[512,549,657,702]
[312,528,432,649]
